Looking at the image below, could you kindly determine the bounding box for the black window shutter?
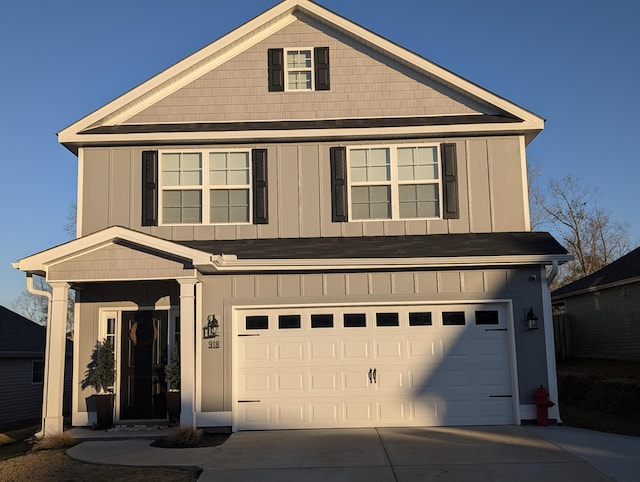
[441,143,459,219]
[267,48,284,92]
[252,149,269,224]
[314,47,330,91]
[330,147,348,222]
[141,150,158,226]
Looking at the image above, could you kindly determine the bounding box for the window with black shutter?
[330,146,348,222]
[142,150,158,226]
[441,143,459,219]
[269,47,330,91]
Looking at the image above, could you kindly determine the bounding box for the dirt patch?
[0,426,202,481]
[557,358,640,436]
[151,430,230,448]
[0,449,199,481]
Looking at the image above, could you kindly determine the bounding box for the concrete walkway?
[67,425,640,481]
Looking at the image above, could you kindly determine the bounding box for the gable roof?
[0,306,46,356]
[552,247,640,299]
[58,0,544,153]
[12,226,213,279]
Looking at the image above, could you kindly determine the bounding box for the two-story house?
[14,0,570,436]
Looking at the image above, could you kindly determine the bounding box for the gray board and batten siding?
[79,136,527,241]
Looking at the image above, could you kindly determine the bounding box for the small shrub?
[165,427,202,448]
[32,432,75,451]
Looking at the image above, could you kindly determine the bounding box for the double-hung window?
[286,49,313,91]
[160,150,251,225]
[349,144,441,220]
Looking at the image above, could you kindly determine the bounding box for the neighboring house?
[552,247,640,361]
[0,306,72,430]
[13,0,570,436]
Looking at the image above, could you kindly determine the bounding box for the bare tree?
[536,174,633,288]
[12,200,78,333]
[64,201,77,239]
[11,276,76,334]
[11,275,49,326]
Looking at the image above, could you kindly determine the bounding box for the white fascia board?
[60,120,542,148]
[205,253,573,273]
[13,226,213,274]
[57,3,298,142]
[552,276,640,300]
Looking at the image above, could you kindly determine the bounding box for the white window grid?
[347,143,442,221]
[159,149,252,225]
[285,48,313,91]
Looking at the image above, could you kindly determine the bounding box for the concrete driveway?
[197,426,622,481]
[69,425,640,481]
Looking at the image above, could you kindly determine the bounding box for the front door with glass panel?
[120,311,168,419]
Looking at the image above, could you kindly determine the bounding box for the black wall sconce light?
[203,314,220,339]
[526,307,538,330]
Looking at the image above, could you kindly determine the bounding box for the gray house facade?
[552,247,640,361]
[0,306,72,430]
[14,0,569,435]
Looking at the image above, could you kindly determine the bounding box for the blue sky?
[1,0,638,309]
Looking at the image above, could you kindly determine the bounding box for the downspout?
[546,260,559,285]
[27,274,52,439]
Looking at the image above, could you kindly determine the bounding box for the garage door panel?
[377,400,406,422]
[276,371,305,392]
[344,401,374,422]
[277,404,305,423]
[236,303,514,430]
[310,371,339,391]
[310,341,338,361]
[342,340,371,361]
[374,339,404,360]
[277,342,305,361]
[242,372,271,394]
[343,369,371,391]
[241,340,272,365]
[310,402,340,423]
[407,339,436,360]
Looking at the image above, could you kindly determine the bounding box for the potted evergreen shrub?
[82,338,115,429]
[164,344,181,422]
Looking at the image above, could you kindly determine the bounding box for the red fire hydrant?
[535,385,555,426]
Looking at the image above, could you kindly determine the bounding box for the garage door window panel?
[311,314,334,328]
[344,313,366,327]
[409,312,433,326]
[475,310,500,325]
[376,312,399,326]
[279,315,301,329]
[442,311,466,326]
[246,316,269,330]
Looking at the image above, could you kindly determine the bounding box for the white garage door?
[235,303,514,430]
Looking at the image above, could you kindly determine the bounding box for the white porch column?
[178,278,199,427]
[41,282,69,437]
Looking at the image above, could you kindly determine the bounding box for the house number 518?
[208,340,220,349]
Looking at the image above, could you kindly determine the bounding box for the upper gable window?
[286,49,313,91]
[160,149,250,225]
[348,144,441,221]
[268,47,330,92]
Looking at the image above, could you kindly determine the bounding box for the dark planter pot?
[166,391,181,422]
[89,394,114,430]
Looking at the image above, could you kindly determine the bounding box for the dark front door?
[120,311,168,420]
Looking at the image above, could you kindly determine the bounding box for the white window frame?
[100,311,118,393]
[158,148,253,226]
[347,143,443,221]
[284,48,314,92]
